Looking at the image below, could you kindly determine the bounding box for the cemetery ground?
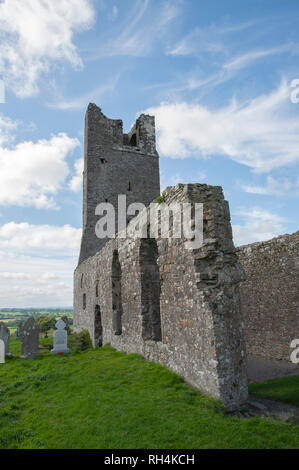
[0,333,298,449]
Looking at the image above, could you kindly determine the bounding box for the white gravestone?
[0,339,5,363]
[51,320,70,354]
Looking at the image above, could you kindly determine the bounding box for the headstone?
[51,320,70,354]
[0,322,11,356]
[16,321,24,339]
[0,339,5,363]
[21,317,39,358]
[61,316,71,335]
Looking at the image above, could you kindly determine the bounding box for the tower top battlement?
[85,103,157,156]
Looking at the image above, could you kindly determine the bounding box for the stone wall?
[237,231,299,362]
[74,184,248,410]
[79,104,160,264]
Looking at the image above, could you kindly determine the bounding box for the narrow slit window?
[112,250,123,335]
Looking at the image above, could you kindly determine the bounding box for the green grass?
[249,376,299,408]
[0,337,298,449]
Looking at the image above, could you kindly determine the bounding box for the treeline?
[0,309,73,331]
[0,308,73,313]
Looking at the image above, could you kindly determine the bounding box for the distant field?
[0,310,73,333]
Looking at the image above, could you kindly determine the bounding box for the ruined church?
[74,103,299,410]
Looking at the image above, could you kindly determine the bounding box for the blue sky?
[0,0,298,307]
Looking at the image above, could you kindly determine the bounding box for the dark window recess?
[94,305,102,347]
[100,158,106,164]
[83,293,86,310]
[95,280,99,297]
[140,238,162,341]
[112,250,123,335]
[129,133,137,146]
[128,181,131,191]
[81,274,84,289]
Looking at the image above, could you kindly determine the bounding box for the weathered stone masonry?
[237,231,299,362]
[74,179,248,410]
[79,103,160,264]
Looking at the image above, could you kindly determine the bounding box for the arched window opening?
[112,250,123,335]
[140,238,162,341]
[129,132,137,146]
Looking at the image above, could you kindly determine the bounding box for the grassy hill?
[0,335,298,449]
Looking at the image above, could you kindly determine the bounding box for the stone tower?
[78,103,160,264]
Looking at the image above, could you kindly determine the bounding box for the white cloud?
[0,222,82,307]
[170,173,184,185]
[197,170,207,180]
[97,0,180,57]
[168,27,225,57]
[145,81,299,173]
[223,44,296,72]
[232,207,286,246]
[69,158,84,192]
[168,21,256,57]
[0,261,74,307]
[0,222,81,254]
[42,272,59,280]
[112,6,118,18]
[0,114,18,146]
[0,0,95,97]
[240,175,294,196]
[48,78,119,111]
[0,124,80,209]
[0,272,32,280]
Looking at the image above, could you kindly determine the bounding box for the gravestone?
[16,321,24,339]
[0,339,4,363]
[61,315,71,335]
[21,317,39,358]
[0,322,11,356]
[51,320,70,354]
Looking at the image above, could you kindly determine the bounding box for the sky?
[0,0,298,307]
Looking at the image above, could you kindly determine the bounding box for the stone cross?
[0,339,4,363]
[61,315,71,335]
[51,320,70,354]
[21,317,39,358]
[0,322,11,356]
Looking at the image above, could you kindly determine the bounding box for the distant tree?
[37,315,56,333]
